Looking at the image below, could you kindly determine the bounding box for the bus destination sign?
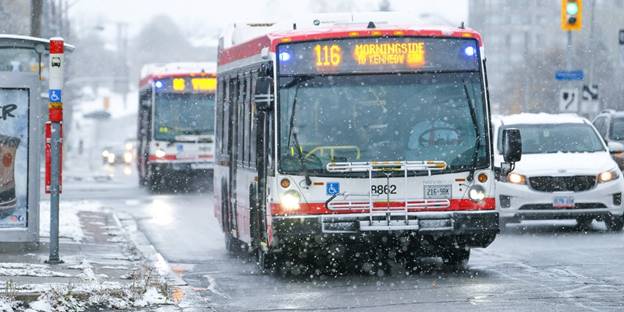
[278,37,479,75]
[154,77,217,93]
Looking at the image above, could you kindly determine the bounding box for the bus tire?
[441,246,470,269]
[256,247,277,273]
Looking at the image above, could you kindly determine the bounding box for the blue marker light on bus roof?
[464,46,476,57]
[155,80,163,88]
[279,51,291,62]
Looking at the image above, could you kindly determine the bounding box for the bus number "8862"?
[371,184,397,195]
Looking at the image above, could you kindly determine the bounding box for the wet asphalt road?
[64,166,624,312]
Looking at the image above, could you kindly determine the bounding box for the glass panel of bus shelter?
[277,72,487,175]
[153,93,215,141]
[0,88,29,228]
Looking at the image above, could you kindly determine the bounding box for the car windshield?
[278,72,488,175]
[153,93,215,141]
[499,123,605,154]
[610,117,624,141]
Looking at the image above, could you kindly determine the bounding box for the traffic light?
[561,0,582,31]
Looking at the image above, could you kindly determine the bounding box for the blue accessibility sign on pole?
[48,89,62,102]
[555,70,584,81]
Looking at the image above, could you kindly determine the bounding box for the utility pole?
[31,0,43,37]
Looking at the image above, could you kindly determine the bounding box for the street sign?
[48,89,61,102]
[582,84,598,101]
[555,70,584,80]
[559,88,579,112]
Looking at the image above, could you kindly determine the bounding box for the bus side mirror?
[502,128,522,163]
[254,77,273,112]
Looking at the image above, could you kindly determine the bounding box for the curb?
[111,211,212,311]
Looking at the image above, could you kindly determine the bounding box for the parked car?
[592,110,624,170]
[493,113,624,231]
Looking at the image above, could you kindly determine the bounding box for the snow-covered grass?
[0,263,72,278]
[1,265,171,312]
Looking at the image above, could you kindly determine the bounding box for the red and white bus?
[137,63,217,190]
[214,13,521,269]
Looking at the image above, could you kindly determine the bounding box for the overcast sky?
[69,0,468,42]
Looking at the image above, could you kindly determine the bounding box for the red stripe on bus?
[218,35,272,65]
[148,155,177,161]
[270,198,495,216]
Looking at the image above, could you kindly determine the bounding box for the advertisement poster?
[0,88,28,228]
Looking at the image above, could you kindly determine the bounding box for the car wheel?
[441,246,470,269]
[576,217,594,231]
[605,216,624,232]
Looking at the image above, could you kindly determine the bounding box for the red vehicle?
[137,63,217,190]
[214,13,520,270]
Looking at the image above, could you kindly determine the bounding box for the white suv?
[493,113,624,231]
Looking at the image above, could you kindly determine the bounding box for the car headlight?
[506,172,527,185]
[123,152,133,163]
[468,185,486,202]
[280,190,301,211]
[154,149,166,158]
[106,154,116,164]
[597,169,620,184]
[102,150,110,158]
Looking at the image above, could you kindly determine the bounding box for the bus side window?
[223,77,231,157]
[237,75,245,167]
[216,78,224,159]
[249,73,256,169]
[243,73,252,168]
[138,90,149,140]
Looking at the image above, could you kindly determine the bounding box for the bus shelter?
[0,35,73,243]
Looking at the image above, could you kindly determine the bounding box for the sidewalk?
[0,200,174,311]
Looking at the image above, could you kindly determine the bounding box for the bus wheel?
[441,246,470,269]
[225,233,241,253]
[256,247,276,273]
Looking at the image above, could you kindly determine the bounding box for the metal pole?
[30,0,43,37]
[47,38,64,264]
[566,30,574,114]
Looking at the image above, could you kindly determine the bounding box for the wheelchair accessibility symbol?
[49,89,62,102]
[326,182,340,195]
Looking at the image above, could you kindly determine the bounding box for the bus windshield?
[278,72,488,175]
[154,93,215,141]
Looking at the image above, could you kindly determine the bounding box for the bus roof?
[139,62,216,89]
[218,12,482,67]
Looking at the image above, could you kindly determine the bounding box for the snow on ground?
[0,297,18,312]
[39,200,102,242]
[0,263,72,278]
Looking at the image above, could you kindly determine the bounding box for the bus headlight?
[468,185,486,202]
[280,190,301,211]
[598,169,620,184]
[154,149,166,158]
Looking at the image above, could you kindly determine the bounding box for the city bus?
[215,13,521,270]
[137,63,217,190]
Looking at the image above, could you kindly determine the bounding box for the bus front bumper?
[271,211,498,247]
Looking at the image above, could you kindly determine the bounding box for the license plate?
[191,163,212,169]
[553,196,575,208]
[424,184,452,199]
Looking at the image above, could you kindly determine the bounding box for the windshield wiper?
[285,77,314,186]
[463,81,482,182]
